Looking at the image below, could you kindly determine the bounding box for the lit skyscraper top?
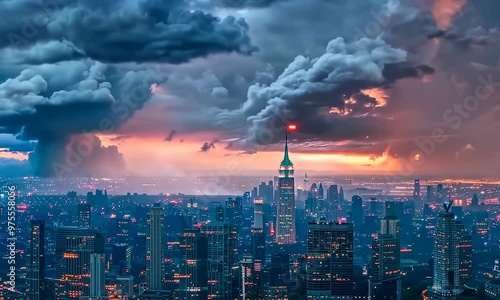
[276,125,296,244]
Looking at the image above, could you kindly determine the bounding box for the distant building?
[351,195,363,227]
[413,179,421,215]
[77,203,91,228]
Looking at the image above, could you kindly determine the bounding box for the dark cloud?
[0,135,36,152]
[164,130,177,141]
[29,134,126,177]
[214,0,281,8]
[0,60,164,176]
[215,37,432,145]
[110,135,132,141]
[0,158,32,177]
[0,0,254,64]
[200,140,217,152]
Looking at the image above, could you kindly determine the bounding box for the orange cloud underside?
[97,135,401,176]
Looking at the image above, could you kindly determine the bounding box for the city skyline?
[1,1,500,178]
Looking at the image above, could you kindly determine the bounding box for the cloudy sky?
[0,0,499,178]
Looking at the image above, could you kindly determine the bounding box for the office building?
[327,185,339,222]
[54,226,104,299]
[90,253,105,297]
[306,221,354,299]
[177,229,208,300]
[351,195,363,227]
[78,203,91,228]
[146,204,165,291]
[202,223,238,300]
[428,200,462,299]
[371,202,401,299]
[111,244,132,275]
[456,222,472,286]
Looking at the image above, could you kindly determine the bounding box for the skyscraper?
[146,204,165,291]
[78,203,91,228]
[202,223,238,300]
[178,229,208,300]
[413,179,421,216]
[351,195,363,227]
[371,202,401,299]
[456,222,472,286]
[26,220,45,300]
[90,253,105,297]
[306,221,354,299]
[251,198,265,299]
[428,200,462,299]
[54,227,104,299]
[339,187,345,208]
[112,243,132,275]
[327,185,339,222]
[471,193,479,207]
[276,130,296,244]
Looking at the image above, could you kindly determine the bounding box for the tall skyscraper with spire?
[276,128,296,244]
[428,200,463,299]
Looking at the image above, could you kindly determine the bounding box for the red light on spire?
[287,124,297,131]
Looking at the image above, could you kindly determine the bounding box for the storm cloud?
[1,0,253,64]
[2,0,500,177]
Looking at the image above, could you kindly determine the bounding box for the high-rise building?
[339,187,345,208]
[428,200,462,299]
[471,193,479,207]
[371,202,401,299]
[112,243,132,275]
[494,259,500,279]
[54,227,104,299]
[351,195,363,227]
[178,229,208,300]
[276,131,296,244]
[90,253,105,297]
[413,179,421,216]
[202,223,238,300]
[146,204,165,291]
[427,185,434,203]
[327,185,339,222]
[27,220,45,300]
[472,211,489,251]
[78,203,91,228]
[318,183,324,200]
[306,221,354,299]
[210,202,224,223]
[187,197,199,224]
[251,198,265,299]
[456,222,472,286]
[269,253,290,287]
